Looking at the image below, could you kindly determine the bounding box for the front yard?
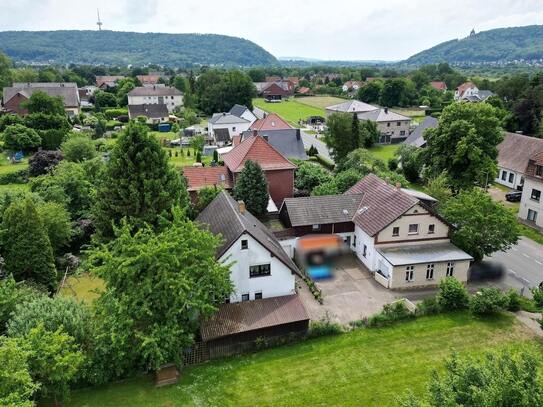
[64,312,539,407]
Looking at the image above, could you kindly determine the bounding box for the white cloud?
[0,0,541,60]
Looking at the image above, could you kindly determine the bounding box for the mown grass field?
[65,312,539,407]
[368,144,400,162]
[296,96,346,109]
[253,98,325,127]
[59,273,105,303]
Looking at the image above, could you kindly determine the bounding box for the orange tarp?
[298,235,341,251]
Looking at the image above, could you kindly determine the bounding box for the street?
[300,130,332,161]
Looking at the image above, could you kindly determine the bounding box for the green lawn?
[59,273,105,303]
[296,96,346,109]
[0,152,28,174]
[165,147,213,169]
[253,98,325,127]
[65,312,538,407]
[368,144,400,162]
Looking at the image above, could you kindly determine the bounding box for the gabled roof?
[196,190,299,274]
[3,83,80,107]
[280,194,364,227]
[209,112,250,125]
[456,81,477,93]
[241,129,308,160]
[222,135,297,173]
[404,116,438,147]
[229,104,250,118]
[498,132,543,174]
[326,100,378,114]
[182,166,232,191]
[357,108,411,122]
[95,75,125,87]
[250,113,292,131]
[346,174,418,236]
[128,104,169,119]
[127,86,182,97]
[429,81,447,91]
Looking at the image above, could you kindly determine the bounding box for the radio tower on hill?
[97,9,103,31]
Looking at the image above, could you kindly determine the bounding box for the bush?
[416,296,441,316]
[388,157,398,171]
[307,315,343,338]
[366,301,413,327]
[531,287,543,307]
[470,288,508,315]
[436,277,470,311]
[38,128,68,150]
[0,169,28,185]
[2,124,41,152]
[103,108,128,120]
[61,135,97,162]
[506,289,522,312]
[28,150,63,177]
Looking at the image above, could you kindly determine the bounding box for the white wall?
[354,226,376,270]
[220,233,296,303]
[127,94,183,113]
[519,177,543,229]
[208,121,252,138]
[496,167,523,189]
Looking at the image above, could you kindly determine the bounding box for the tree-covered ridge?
[405,25,543,65]
[0,30,278,67]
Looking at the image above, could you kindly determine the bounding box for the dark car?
[505,191,522,202]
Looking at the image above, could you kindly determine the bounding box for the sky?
[0,0,542,61]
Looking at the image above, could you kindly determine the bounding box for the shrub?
[38,128,67,150]
[28,150,63,177]
[0,169,28,185]
[2,124,41,152]
[366,301,413,328]
[388,157,398,171]
[470,288,508,315]
[103,108,128,120]
[531,287,543,308]
[61,135,97,162]
[307,314,343,338]
[416,296,441,316]
[436,277,469,311]
[506,289,522,312]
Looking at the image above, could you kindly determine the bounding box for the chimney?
[253,129,258,137]
[384,107,389,114]
[395,182,401,190]
[296,129,301,140]
[238,200,246,214]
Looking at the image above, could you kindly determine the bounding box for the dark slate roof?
[3,82,80,107]
[127,86,182,97]
[229,104,249,118]
[280,194,364,227]
[214,128,230,143]
[196,191,299,274]
[128,104,169,119]
[405,116,438,148]
[241,129,308,160]
[200,294,309,341]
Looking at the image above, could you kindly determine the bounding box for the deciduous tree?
[2,124,41,152]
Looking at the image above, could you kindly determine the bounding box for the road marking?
[508,269,517,276]
[536,260,543,266]
[522,253,531,259]
[520,277,532,285]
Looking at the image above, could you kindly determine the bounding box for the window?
[362,244,367,258]
[232,126,236,132]
[353,235,357,247]
[508,173,514,183]
[426,264,434,280]
[527,209,538,222]
[241,239,248,250]
[446,262,455,277]
[400,130,406,136]
[254,292,263,300]
[531,189,541,202]
[405,265,414,282]
[428,224,435,234]
[408,224,419,235]
[387,122,391,127]
[397,122,401,126]
[312,224,321,231]
[249,264,271,278]
[501,171,507,181]
[392,226,400,237]
[241,293,249,302]
[225,298,230,304]
[536,165,543,176]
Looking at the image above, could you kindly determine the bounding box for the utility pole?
[96,8,103,31]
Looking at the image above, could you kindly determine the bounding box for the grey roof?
[196,191,299,275]
[357,108,411,123]
[377,242,473,266]
[209,113,250,125]
[3,82,80,107]
[477,90,494,100]
[229,104,249,118]
[326,100,378,114]
[214,128,230,143]
[280,194,364,227]
[127,86,183,97]
[401,188,437,203]
[253,107,266,119]
[498,132,543,174]
[241,129,308,160]
[128,104,169,119]
[405,116,438,148]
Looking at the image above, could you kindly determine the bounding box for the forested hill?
[0,30,278,67]
[404,25,543,65]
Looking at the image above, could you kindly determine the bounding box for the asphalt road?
[300,130,332,161]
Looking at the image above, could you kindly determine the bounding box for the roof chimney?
[238,200,246,214]
[395,182,401,190]
[384,107,389,114]
[253,129,258,137]
[296,129,301,140]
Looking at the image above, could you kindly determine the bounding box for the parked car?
[505,191,522,202]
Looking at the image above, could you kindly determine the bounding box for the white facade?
[127,94,183,113]
[519,177,543,230]
[220,233,296,303]
[454,85,479,100]
[496,167,524,190]
[208,120,252,138]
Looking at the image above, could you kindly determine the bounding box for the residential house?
[208,113,252,139]
[404,116,438,148]
[429,81,447,92]
[213,128,231,147]
[95,75,125,89]
[496,132,543,190]
[519,153,543,231]
[2,82,80,116]
[342,81,362,92]
[241,128,308,161]
[183,166,233,202]
[287,76,300,86]
[325,100,378,117]
[136,74,161,85]
[279,174,473,289]
[254,81,295,101]
[229,104,258,123]
[128,104,169,124]
[357,107,411,144]
[454,81,494,102]
[127,86,183,113]
[196,191,308,357]
[250,112,293,131]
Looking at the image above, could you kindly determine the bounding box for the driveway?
[300,130,333,161]
[298,255,396,324]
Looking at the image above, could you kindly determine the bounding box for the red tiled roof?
[137,75,161,84]
[456,81,476,93]
[250,113,293,131]
[346,173,418,236]
[429,81,447,91]
[297,87,311,94]
[200,294,309,341]
[182,166,232,191]
[222,135,297,173]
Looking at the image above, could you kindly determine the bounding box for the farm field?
[64,312,539,407]
[253,98,325,126]
[296,96,346,109]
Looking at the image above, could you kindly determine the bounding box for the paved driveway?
[300,130,333,161]
[298,255,396,324]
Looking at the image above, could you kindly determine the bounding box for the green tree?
[423,103,504,191]
[312,181,340,196]
[0,113,23,132]
[0,275,44,334]
[0,52,12,97]
[189,135,205,153]
[397,350,543,407]
[395,144,423,183]
[1,198,57,290]
[2,124,41,152]
[36,202,72,254]
[441,189,519,261]
[359,120,380,148]
[22,90,65,115]
[89,215,232,378]
[436,277,469,311]
[424,172,452,207]
[334,168,363,193]
[196,186,222,212]
[234,160,269,216]
[324,113,358,163]
[61,134,97,162]
[28,150,64,177]
[94,122,187,238]
[357,80,383,104]
[115,77,136,107]
[294,162,333,192]
[0,337,38,407]
[93,90,117,110]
